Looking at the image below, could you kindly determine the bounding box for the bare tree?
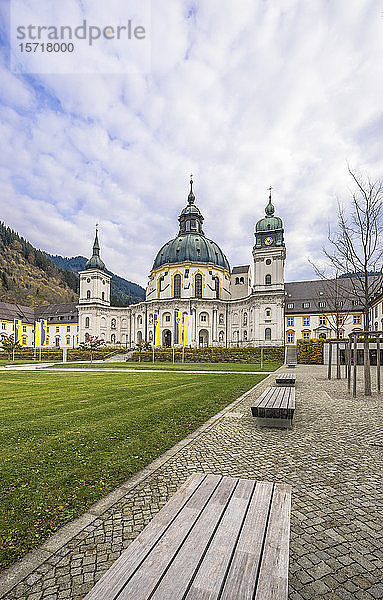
[318,168,383,395]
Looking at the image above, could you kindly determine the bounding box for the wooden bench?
[276,373,296,386]
[84,473,291,600]
[251,386,295,428]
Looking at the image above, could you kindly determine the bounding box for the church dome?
[152,177,230,272]
[153,234,230,270]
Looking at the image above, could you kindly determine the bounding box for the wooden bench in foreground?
[84,473,291,600]
[276,373,296,386]
[251,386,295,428]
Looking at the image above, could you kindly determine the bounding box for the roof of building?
[35,303,78,323]
[284,276,383,314]
[152,178,230,272]
[0,302,78,324]
[0,301,35,324]
[231,265,250,274]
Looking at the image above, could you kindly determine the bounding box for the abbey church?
[78,178,286,348]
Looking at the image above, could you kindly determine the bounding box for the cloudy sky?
[1,0,383,287]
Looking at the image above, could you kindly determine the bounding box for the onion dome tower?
[79,227,111,306]
[252,188,286,291]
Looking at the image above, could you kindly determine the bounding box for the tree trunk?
[327,343,332,380]
[336,342,340,379]
[364,337,371,396]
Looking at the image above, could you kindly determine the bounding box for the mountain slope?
[48,255,146,306]
[0,222,78,307]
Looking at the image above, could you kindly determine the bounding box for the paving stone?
[1,365,382,600]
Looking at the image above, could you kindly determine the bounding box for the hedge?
[131,346,284,363]
[0,347,125,361]
[297,339,324,364]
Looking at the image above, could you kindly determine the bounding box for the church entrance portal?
[163,329,172,347]
[199,329,209,347]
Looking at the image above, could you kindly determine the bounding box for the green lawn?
[56,361,282,372]
[0,360,41,365]
[0,370,265,569]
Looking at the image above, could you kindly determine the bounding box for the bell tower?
[79,228,111,306]
[252,188,286,292]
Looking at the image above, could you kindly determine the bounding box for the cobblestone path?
[1,365,382,600]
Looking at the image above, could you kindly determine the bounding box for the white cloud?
[1,0,383,287]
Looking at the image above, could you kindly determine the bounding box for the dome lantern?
[151,176,230,272]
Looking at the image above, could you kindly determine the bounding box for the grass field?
[0,360,41,365]
[0,370,265,569]
[56,361,282,372]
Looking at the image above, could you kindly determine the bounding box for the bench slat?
[149,476,238,600]
[220,481,275,600]
[116,474,222,599]
[183,478,256,600]
[254,483,291,600]
[84,472,208,600]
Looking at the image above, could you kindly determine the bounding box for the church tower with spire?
[252,189,286,292]
[79,228,111,306]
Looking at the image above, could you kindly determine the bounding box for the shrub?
[130,346,284,363]
[297,339,324,364]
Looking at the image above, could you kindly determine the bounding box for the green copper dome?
[255,193,283,232]
[254,190,285,249]
[152,177,230,271]
[153,234,230,270]
[85,229,106,271]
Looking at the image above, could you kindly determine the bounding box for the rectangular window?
[56,326,59,333]
[318,301,326,308]
[67,325,70,332]
[1,323,5,329]
[337,315,343,325]
[287,331,294,343]
[302,330,310,340]
[201,315,207,322]
[352,300,359,306]
[375,306,378,318]
[302,302,310,309]
[353,315,361,325]
[287,317,294,327]
[319,316,326,325]
[22,325,26,332]
[303,317,310,326]
[287,303,294,309]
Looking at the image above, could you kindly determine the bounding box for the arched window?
[159,276,165,293]
[235,277,239,285]
[265,274,271,286]
[85,317,90,328]
[240,277,244,284]
[195,274,203,298]
[243,312,248,325]
[121,318,127,328]
[22,335,27,345]
[219,331,224,343]
[55,336,60,347]
[244,330,248,341]
[219,313,224,325]
[66,336,71,345]
[111,318,116,329]
[102,291,105,300]
[174,274,181,298]
[265,327,271,341]
[86,290,91,299]
[149,331,153,341]
[214,276,220,299]
[265,308,271,318]
[111,333,116,344]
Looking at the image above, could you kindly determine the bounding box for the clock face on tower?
[264,236,274,246]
